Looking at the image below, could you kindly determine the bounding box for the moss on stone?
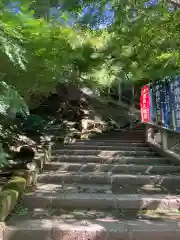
[0,189,19,221]
[3,177,26,193]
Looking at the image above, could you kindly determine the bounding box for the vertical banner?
[170,77,177,130]
[160,82,165,126]
[155,82,161,124]
[151,82,157,123]
[163,82,170,128]
[148,84,153,122]
[140,84,150,123]
[164,81,171,128]
[173,76,180,132]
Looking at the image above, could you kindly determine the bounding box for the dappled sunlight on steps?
[5,124,180,239]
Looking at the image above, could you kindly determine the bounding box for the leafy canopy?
[0,0,180,102]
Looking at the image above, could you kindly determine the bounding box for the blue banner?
[169,78,176,129]
[165,83,169,128]
[155,82,161,124]
[163,81,171,128]
[142,76,180,131]
[173,76,180,132]
[160,82,165,126]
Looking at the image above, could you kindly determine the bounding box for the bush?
[22,114,45,135]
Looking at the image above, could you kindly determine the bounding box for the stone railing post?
[144,122,180,164]
[161,129,168,150]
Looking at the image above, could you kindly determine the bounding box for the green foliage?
[0,143,9,168]
[0,0,180,104]
[22,114,45,134]
[108,0,180,81]
[0,3,108,98]
[0,81,29,117]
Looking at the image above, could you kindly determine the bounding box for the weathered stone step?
[114,128,145,132]
[35,183,111,194]
[70,141,147,147]
[34,182,180,195]
[93,136,146,140]
[52,149,159,157]
[113,183,179,194]
[56,145,150,151]
[23,191,180,210]
[38,172,180,188]
[75,139,145,143]
[50,155,168,164]
[102,132,146,136]
[91,139,146,143]
[94,131,145,136]
[139,209,180,221]
[101,132,146,137]
[18,205,180,223]
[44,162,179,174]
[6,214,180,240]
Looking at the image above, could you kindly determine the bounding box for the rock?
[3,177,26,193]
[0,190,19,221]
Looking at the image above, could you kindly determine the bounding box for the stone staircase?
[5,124,180,239]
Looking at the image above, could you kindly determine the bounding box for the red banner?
[140,84,150,123]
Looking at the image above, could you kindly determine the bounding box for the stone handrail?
[143,122,180,164]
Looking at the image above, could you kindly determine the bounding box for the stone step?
[34,182,180,195]
[38,172,180,188]
[44,162,179,174]
[35,183,111,194]
[23,191,180,210]
[93,136,146,140]
[94,131,145,135]
[6,213,180,240]
[113,183,180,194]
[88,139,146,143]
[52,149,159,157]
[102,132,146,136]
[27,207,180,222]
[114,128,145,132]
[75,139,146,143]
[56,145,150,151]
[70,141,148,147]
[139,209,180,221]
[103,132,146,135]
[50,155,168,164]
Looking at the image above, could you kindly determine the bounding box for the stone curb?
[0,142,52,222]
[0,176,26,221]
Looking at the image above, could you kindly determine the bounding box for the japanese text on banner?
[140,85,150,123]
